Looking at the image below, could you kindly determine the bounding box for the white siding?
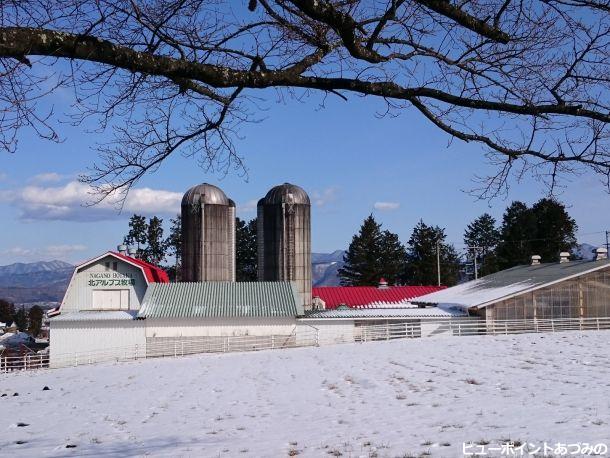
[61,255,148,312]
[297,319,356,345]
[145,317,297,338]
[49,320,146,368]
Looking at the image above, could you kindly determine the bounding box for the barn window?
[112,261,118,271]
[104,262,110,271]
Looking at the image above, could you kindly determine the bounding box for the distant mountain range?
[312,250,345,286]
[0,260,73,306]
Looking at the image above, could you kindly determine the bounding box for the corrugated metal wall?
[61,255,148,312]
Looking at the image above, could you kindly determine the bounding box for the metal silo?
[181,183,236,282]
[258,183,311,309]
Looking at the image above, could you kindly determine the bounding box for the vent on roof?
[559,252,570,263]
[117,244,127,255]
[377,278,389,289]
[595,247,608,261]
[530,255,541,265]
[128,247,137,258]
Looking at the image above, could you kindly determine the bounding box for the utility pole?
[606,230,609,254]
[436,240,441,286]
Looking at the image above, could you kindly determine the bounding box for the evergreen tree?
[28,305,44,337]
[378,230,407,285]
[0,299,15,325]
[530,198,577,261]
[339,215,383,286]
[338,215,406,286]
[124,214,148,257]
[165,215,182,281]
[144,216,165,265]
[13,307,28,332]
[496,199,577,268]
[463,213,501,277]
[404,220,460,286]
[496,201,537,269]
[236,217,258,281]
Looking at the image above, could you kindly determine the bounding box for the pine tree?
[496,201,537,269]
[28,305,44,337]
[124,214,148,257]
[378,230,407,285]
[13,307,28,332]
[463,213,500,277]
[530,198,577,262]
[0,299,15,325]
[165,215,182,281]
[496,199,577,268]
[338,215,406,286]
[339,215,383,286]
[404,220,460,286]
[144,216,165,265]
[236,217,258,281]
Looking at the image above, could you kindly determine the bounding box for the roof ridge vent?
[559,252,570,263]
[595,247,608,261]
[530,255,541,265]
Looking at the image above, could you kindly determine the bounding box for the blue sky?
[1,88,610,265]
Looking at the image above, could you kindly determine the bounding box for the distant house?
[414,249,610,322]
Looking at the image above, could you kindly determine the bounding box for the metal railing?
[2,316,610,373]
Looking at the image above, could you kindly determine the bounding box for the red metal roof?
[111,252,170,283]
[312,285,446,309]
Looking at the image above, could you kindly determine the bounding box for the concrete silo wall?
[181,184,236,282]
[258,185,312,309]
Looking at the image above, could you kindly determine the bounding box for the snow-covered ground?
[2,331,610,457]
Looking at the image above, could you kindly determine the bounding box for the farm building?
[312,280,444,309]
[414,249,610,322]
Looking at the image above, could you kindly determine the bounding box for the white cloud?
[2,244,86,261]
[0,172,7,182]
[237,199,258,214]
[29,172,65,184]
[311,186,339,207]
[1,180,182,221]
[374,201,400,211]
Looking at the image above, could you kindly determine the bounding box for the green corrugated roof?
[138,282,304,318]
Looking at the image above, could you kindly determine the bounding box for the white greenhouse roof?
[415,258,610,309]
[51,311,139,322]
[302,305,467,319]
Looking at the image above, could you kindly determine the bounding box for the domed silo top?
[262,183,310,205]
[182,183,230,207]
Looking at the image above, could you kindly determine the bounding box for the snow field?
[1,331,610,457]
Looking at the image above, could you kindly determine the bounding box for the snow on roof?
[302,305,468,319]
[312,285,445,309]
[414,258,610,309]
[51,311,139,322]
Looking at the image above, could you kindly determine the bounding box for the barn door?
[92,290,130,310]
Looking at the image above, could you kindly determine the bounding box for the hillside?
[312,250,345,286]
[1,331,609,457]
[0,261,73,305]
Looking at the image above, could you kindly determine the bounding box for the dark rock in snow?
[16,422,29,427]
[15,440,27,445]
[66,444,77,448]
[42,386,50,391]
[12,392,19,396]
[1,393,6,397]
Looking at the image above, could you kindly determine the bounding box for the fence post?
[597,318,600,331]
[174,341,177,357]
[271,335,275,349]
[181,341,184,356]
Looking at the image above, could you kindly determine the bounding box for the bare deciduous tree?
[0,0,609,200]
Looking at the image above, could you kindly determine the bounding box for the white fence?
[2,316,610,372]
